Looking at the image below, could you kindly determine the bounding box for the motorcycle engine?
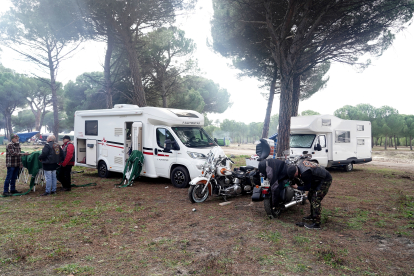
[224,184,242,196]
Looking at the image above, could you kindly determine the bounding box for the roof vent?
[113,104,139,109]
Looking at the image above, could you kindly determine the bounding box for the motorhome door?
[154,127,178,177]
[312,135,328,167]
[86,139,97,166]
[132,122,143,151]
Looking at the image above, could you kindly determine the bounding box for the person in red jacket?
[59,135,75,191]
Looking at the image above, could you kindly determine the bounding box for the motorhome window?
[168,109,199,118]
[172,127,215,148]
[156,128,176,148]
[322,119,331,126]
[357,125,364,131]
[335,130,350,143]
[290,134,316,148]
[85,120,98,136]
[318,135,326,147]
[357,139,365,145]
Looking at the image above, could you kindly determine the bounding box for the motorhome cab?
[289,115,372,171]
[74,104,224,188]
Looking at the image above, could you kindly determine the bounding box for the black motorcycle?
[251,139,307,218]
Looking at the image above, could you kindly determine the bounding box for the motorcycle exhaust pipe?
[284,200,299,209]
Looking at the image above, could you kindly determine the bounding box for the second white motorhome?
[289,115,372,171]
[247,115,372,171]
[74,104,224,188]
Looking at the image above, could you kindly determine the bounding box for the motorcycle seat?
[239,166,255,172]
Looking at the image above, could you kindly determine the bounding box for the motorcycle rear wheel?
[264,198,282,219]
[189,184,209,203]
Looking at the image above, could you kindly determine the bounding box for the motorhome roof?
[75,105,204,127]
[291,115,344,133]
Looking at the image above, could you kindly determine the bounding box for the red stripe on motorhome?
[143,152,153,155]
[98,143,124,149]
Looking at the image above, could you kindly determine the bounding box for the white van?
[290,115,372,171]
[74,104,224,187]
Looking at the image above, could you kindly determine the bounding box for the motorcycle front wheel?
[188,184,209,203]
[264,198,282,219]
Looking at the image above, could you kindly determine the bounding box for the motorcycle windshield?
[172,127,216,148]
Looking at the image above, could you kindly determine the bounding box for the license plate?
[260,177,270,187]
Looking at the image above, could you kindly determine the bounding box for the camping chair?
[34,168,46,192]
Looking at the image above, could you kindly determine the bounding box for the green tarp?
[117,150,144,187]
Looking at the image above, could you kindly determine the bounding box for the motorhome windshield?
[290,134,316,148]
[172,127,215,148]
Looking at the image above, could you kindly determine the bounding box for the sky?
[1,0,414,125]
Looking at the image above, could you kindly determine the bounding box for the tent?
[16,132,39,143]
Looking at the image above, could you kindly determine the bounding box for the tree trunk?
[46,43,59,138]
[119,29,146,107]
[410,135,412,151]
[291,74,301,117]
[384,136,387,150]
[277,77,293,157]
[261,67,277,138]
[104,28,114,109]
[6,113,12,139]
[161,81,168,108]
[379,137,382,147]
[394,135,397,150]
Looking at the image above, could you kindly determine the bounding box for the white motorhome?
[74,104,224,187]
[246,115,372,171]
[289,115,372,171]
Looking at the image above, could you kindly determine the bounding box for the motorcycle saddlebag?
[251,186,263,202]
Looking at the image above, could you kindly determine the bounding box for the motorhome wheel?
[98,161,111,178]
[344,163,353,172]
[171,166,190,188]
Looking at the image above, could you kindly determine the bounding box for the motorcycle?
[251,139,308,218]
[188,147,256,203]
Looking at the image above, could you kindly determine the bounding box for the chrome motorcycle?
[188,147,255,203]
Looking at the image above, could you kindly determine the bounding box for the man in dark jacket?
[38,135,63,196]
[287,160,332,229]
[59,135,75,191]
[258,159,289,207]
[3,134,29,196]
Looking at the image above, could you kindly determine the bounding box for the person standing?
[3,134,29,197]
[59,135,75,191]
[287,160,332,229]
[38,135,62,196]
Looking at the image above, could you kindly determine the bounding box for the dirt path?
[223,143,414,172]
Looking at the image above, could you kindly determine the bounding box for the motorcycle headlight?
[187,152,207,159]
[196,163,204,170]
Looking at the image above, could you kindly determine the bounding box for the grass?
[0,146,413,275]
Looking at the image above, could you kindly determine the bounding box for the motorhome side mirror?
[164,139,172,152]
[314,144,322,151]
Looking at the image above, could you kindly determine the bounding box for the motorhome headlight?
[187,152,207,159]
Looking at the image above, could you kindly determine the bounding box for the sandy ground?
[223,143,414,173]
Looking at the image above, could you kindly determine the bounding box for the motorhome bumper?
[330,158,372,167]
